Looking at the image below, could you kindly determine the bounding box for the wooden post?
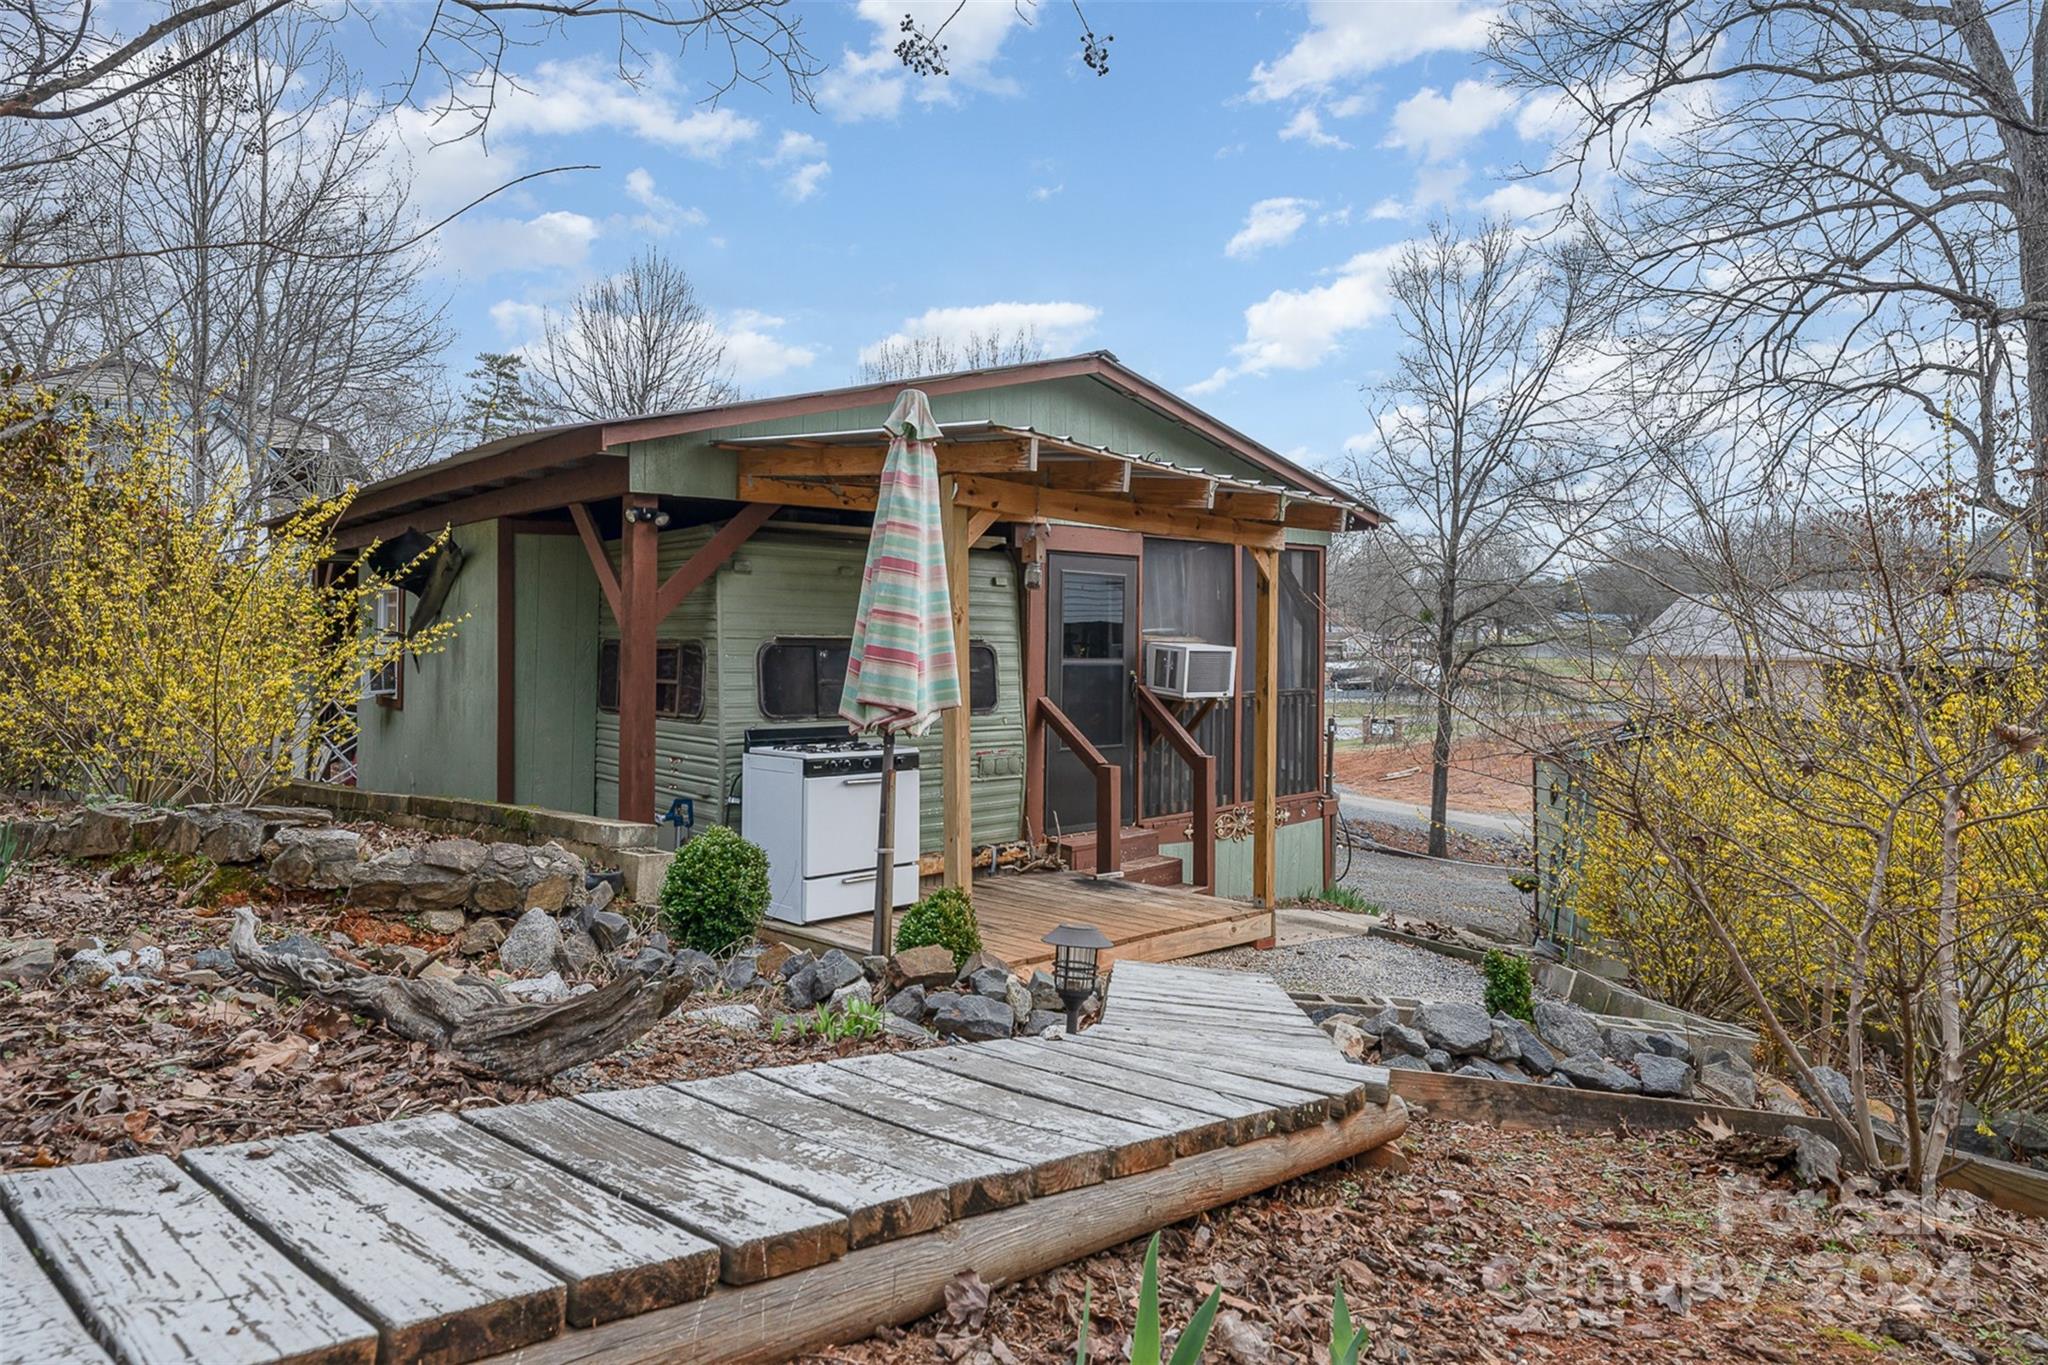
[940,477,973,888]
[617,493,660,824]
[496,522,517,804]
[1251,547,1280,913]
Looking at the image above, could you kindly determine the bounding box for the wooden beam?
[569,502,622,623]
[337,460,627,550]
[1126,470,1217,510]
[1282,501,1350,532]
[941,479,973,889]
[341,429,606,527]
[964,508,1001,543]
[1251,547,1280,912]
[654,503,778,620]
[1039,458,1131,492]
[732,438,1037,480]
[735,475,877,513]
[617,494,660,825]
[1212,490,1286,522]
[497,523,517,805]
[949,475,1285,550]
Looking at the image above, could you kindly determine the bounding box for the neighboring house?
[328,351,1379,903]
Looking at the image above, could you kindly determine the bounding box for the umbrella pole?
[871,728,896,958]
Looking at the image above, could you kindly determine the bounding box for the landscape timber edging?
[473,1097,1409,1365]
[268,780,662,864]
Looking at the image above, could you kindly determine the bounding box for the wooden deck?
[0,963,1399,1365]
[764,870,1274,968]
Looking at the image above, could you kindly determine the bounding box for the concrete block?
[621,848,675,905]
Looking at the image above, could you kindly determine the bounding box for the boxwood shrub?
[659,824,769,955]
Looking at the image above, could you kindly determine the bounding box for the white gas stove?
[740,725,921,924]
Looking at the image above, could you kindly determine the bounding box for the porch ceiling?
[715,422,1379,547]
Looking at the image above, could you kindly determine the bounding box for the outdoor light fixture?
[1041,922,1111,1032]
[626,506,671,528]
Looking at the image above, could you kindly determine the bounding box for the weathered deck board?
[1049,1033,1337,1126]
[183,1135,564,1365]
[904,1045,1235,1157]
[466,1098,847,1284]
[0,1215,111,1365]
[331,1113,720,1327]
[986,1037,1297,1140]
[577,1086,951,1246]
[674,1071,1036,1217]
[0,1156,378,1365]
[843,1053,1178,1176]
[758,1060,1111,1195]
[1085,1026,1387,1107]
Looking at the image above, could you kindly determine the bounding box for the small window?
[969,642,999,714]
[759,638,852,721]
[598,639,704,719]
[367,586,404,709]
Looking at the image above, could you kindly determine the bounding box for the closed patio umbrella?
[839,389,963,954]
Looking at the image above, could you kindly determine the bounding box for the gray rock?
[1380,1021,1430,1058]
[1423,1049,1453,1072]
[883,1014,933,1043]
[812,949,865,996]
[48,803,155,858]
[0,938,58,984]
[1455,1058,1524,1083]
[1642,1030,1693,1062]
[1697,1061,1758,1109]
[967,966,1012,1000]
[646,930,671,955]
[931,993,1014,1042]
[778,950,815,980]
[456,918,507,957]
[1327,1021,1368,1060]
[588,911,633,953]
[264,826,364,890]
[1701,1045,1756,1075]
[348,851,472,913]
[955,950,1013,982]
[1004,978,1033,1026]
[1785,1126,1841,1188]
[1363,1005,1403,1037]
[130,945,164,976]
[1382,1053,1434,1072]
[887,945,957,990]
[1415,1001,1496,1057]
[1634,1052,1693,1098]
[556,929,600,976]
[416,907,465,936]
[719,952,761,992]
[784,965,823,1008]
[192,947,240,975]
[501,971,569,1004]
[471,841,584,914]
[924,990,963,1015]
[1533,999,1604,1059]
[581,878,616,920]
[1600,1026,1654,1062]
[1801,1065,1855,1118]
[1493,1016,1557,1075]
[162,806,266,864]
[1542,1073,1575,1088]
[1555,1052,1641,1093]
[1992,1111,2048,1158]
[498,908,563,976]
[364,944,429,973]
[685,1003,762,1033]
[1022,1009,1067,1036]
[62,949,117,988]
[885,984,926,1020]
[1028,970,1065,1013]
[827,980,871,1013]
[273,932,332,962]
[671,949,719,991]
[861,954,889,981]
[618,947,670,977]
[419,838,488,874]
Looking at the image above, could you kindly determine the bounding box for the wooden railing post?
[1034,696,1122,878]
[1134,683,1218,893]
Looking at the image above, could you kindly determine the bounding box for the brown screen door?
[1045,552,1137,832]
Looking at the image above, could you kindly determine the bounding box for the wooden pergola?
[712,422,1374,907]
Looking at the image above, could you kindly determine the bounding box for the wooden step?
[1122,854,1186,887]
[1051,825,1160,867]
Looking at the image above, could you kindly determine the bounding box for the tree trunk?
[1920,794,1971,1199]
[1429,623,1456,858]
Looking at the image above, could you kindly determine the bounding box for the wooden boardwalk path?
[0,962,1401,1365]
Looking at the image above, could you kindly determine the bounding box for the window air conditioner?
[1145,641,1236,700]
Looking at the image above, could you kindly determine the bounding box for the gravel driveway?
[1338,849,1528,940]
[1186,932,1482,1004]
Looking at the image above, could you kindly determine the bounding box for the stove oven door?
[801,765,921,878]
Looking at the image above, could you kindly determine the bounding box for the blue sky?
[370,1,1559,475]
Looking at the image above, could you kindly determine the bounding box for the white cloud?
[1030,183,1064,202]
[783,159,831,201]
[758,129,830,202]
[489,298,548,341]
[440,210,600,277]
[819,0,1026,122]
[1385,80,1518,162]
[488,56,759,159]
[1249,1,1499,103]
[381,103,528,223]
[766,130,828,163]
[860,301,1100,364]
[1365,162,1473,223]
[1226,197,1315,259]
[1476,180,1570,221]
[1279,107,1350,150]
[719,309,817,383]
[1189,244,1408,393]
[622,167,707,236]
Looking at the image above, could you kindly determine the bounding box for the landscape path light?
[1041,923,1111,1033]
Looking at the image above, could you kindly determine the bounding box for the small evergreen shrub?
[1481,948,1534,1022]
[894,886,982,967]
[659,825,769,955]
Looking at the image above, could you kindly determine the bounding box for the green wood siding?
[591,524,1026,853]
[513,534,599,813]
[1158,819,1328,901]
[355,521,500,801]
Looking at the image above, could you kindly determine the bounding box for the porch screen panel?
[1242,548,1323,799]
[1140,539,1234,818]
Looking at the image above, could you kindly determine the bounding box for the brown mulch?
[0,854,907,1170]
[811,1119,2047,1364]
[1336,740,1534,816]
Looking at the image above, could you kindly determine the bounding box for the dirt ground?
[0,854,911,1170]
[811,1119,2048,1365]
[1336,739,1535,817]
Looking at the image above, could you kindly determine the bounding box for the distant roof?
[1635,588,2032,664]
[342,350,1374,525]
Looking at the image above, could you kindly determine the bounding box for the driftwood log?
[229,908,693,1082]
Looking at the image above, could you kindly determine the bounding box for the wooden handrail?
[1031,696,1121,876]
[1135,684,1217,893]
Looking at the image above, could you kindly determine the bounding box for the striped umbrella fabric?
[839,388,962,735]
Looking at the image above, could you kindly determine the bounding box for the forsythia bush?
[0,384,450,804]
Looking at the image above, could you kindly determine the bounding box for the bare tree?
[1494,0,2048,607]
[526,248,735,421]
[854,325,1048,384]
[1348,220,1629,856]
